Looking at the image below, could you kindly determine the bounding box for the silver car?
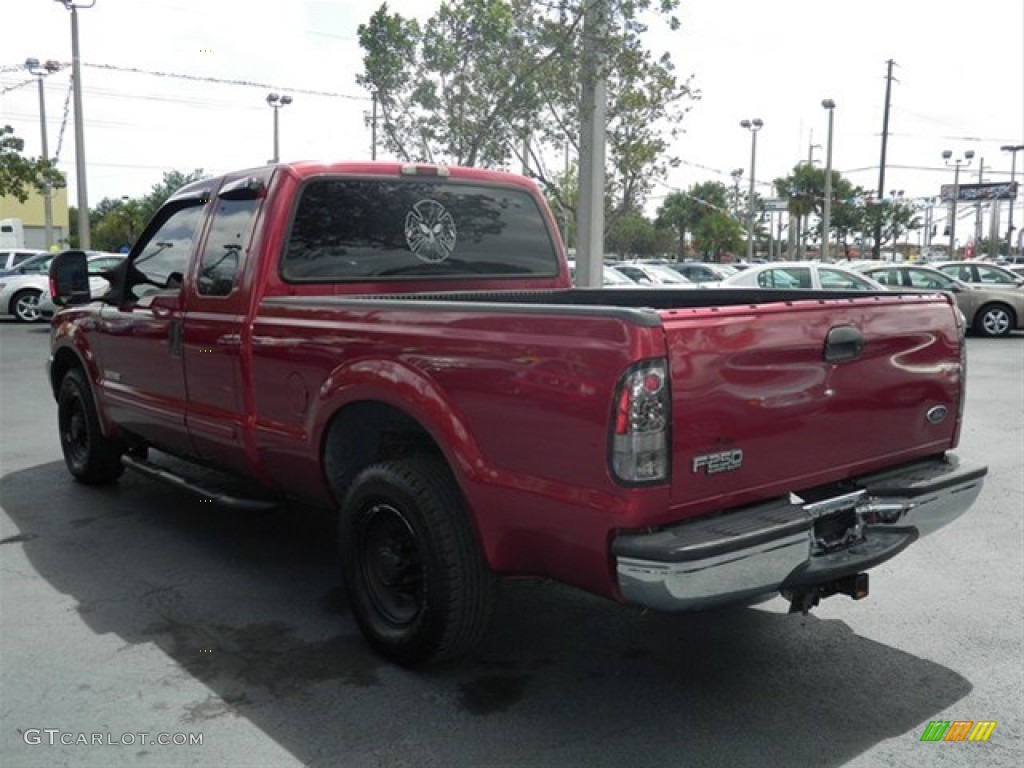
[934,261,1024,292]
[856,262,1024,338]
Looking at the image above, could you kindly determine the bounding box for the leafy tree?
[774,164,865,258]
[88,169,206,252]
[691,212,743,259]
[0,125,65,202]
[655,181,731,258]
[140,169,207,222]
[606,211,671,258]
[357,1,695,223]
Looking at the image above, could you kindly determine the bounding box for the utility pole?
[874,59,895,260]
[974,158,985,253]
[25,58,60,249]
[55,0,96,249]
[1002,145,1024,254]
[575,0,608,287]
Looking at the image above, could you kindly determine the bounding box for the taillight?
[609,359,670,485]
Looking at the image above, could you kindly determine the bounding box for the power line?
[80,61,369,101]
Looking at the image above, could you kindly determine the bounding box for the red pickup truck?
[48,161,987,666]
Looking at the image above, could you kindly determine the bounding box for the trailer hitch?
[785,573,869,615]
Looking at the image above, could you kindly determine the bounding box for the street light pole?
[54,0,95,249]
[1001,144,1024,255]
[25,58,61,249]
[821,99,835,261]
[942,149,975,259]
[266,93,293,164]
[740,118,763,261]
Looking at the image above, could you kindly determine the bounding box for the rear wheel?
[338,457,496,666]
[974,303,1014,338]
[58,369,125,484]
[10,289,42,323]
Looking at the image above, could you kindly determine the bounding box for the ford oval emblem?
[926,405,948,425]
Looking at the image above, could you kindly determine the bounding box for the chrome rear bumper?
[612,456,987,612]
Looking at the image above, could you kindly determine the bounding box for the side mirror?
[48,250,90,307]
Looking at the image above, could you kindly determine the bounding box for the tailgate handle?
[824,325,863,362]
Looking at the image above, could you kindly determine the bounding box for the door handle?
[169,319,183,357]
[823,325,863,363]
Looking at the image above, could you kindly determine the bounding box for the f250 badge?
[692,449,744,475]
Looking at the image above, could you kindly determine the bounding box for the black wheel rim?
[60,391,90,469]
[359,503,424,627]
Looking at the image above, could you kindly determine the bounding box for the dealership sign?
[940,181,1018,202]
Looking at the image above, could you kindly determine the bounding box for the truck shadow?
[1,461,971,767]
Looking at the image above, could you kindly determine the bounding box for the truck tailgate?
[659,293,962,514]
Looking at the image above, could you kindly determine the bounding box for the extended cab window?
[130,204,205,299]
[198,198,259,296]
[282,179,559,281]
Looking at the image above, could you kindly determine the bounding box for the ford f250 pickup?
[47,161,987,666]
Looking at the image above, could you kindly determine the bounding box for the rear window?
[282,178,559,282]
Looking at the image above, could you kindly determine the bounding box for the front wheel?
[974,303,1015,338]
[10,289,42,323]
[338,457,496,666]
[58,369,125,484]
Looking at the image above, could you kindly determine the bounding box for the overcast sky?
[3,0,1022,240]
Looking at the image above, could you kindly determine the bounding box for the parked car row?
[581,259,1023,338]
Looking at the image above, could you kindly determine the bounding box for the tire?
[10,289,42,323]
[58,368,125,484]
[338,457,496,666]
[974,303,1015,338]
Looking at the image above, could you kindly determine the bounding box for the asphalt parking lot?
[1,319,1021,768]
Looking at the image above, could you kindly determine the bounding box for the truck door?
[182,175,266,475]
[93,194,209,456]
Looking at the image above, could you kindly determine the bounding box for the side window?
[759,268,809,289]
[907,269,949,290]
[820,268,874,290]
[871,269,896,287]
[197,198,260,297]
[130,205,205,300]
[976,266,1014,285]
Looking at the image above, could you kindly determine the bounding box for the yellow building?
[0,186,70,249]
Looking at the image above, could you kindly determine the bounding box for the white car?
[715,261,885,291]
[0,272,49,322]
[608,262,697,288]
[38,253,126,319]
[568,260,644,287]
[0,248,47,273]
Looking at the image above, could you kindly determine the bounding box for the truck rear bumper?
[612,456,987,612]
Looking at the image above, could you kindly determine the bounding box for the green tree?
[140,169,206,222]
[607,211,671,258]
[775,164,864,258]
[691,212,744,259]
[655,181,731,258]
[88,169,206,252]
[357,1,695,221]
[0,125,65,202]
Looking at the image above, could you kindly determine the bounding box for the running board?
[121,455,280,512]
